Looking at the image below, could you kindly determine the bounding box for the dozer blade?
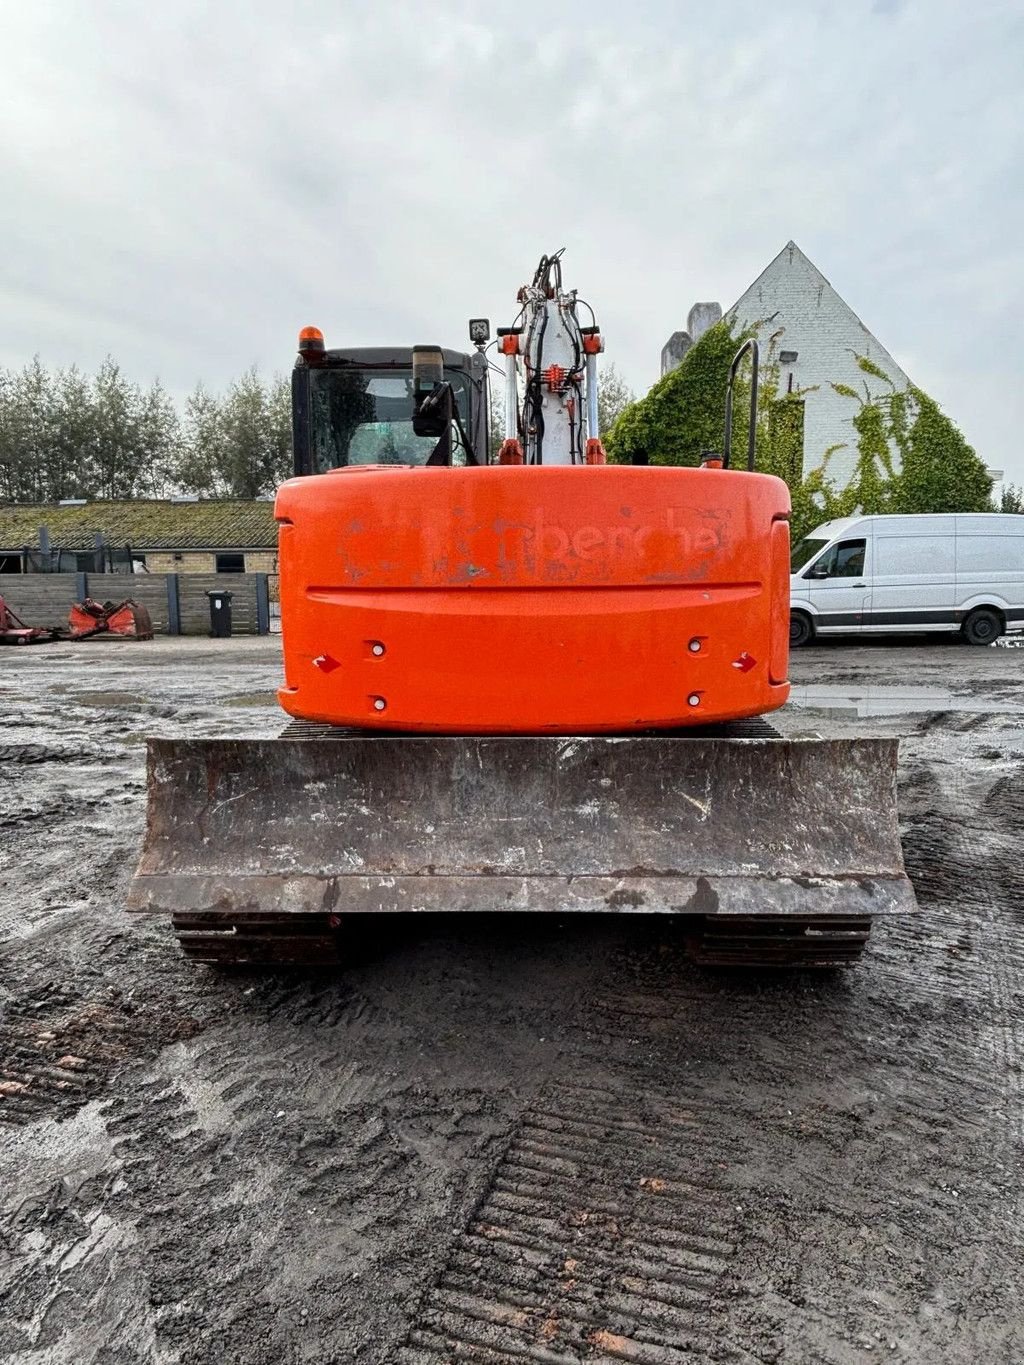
[129,735,915,967]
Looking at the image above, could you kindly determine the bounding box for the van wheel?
[790,611,814,648]
[962,608,1003,646]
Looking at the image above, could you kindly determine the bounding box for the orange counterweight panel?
[275,465,791,733]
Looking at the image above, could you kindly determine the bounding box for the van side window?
[812,538,866,578]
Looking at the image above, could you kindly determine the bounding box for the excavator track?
[172,912,343,966]
[174,913,874,970]
[277,718,785,740]
[688,914,873,968]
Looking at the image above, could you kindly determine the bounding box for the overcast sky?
[2,1,1022,478]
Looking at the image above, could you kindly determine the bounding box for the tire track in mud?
[0,742,101,765]
[0,681,277,1126]
[0,985,202,1126]
[399,865,1024,1365]
[60,1006,511,1365]
[95,1067,383,1363]
[0,1108,153,1363]
[0,728,145,950]
[399,1083,749,1364]
[894,745,1024,1149]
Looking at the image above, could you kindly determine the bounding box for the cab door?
[801,537,870,632]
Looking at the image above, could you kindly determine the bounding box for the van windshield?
[791,537,828,571]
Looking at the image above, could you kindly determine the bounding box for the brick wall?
[140,550,277,575]
[144,551,217,575]
[244,550,278,574]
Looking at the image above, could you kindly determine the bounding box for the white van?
[790,513,1024,646]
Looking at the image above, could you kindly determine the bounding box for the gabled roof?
[0,500,278,552]
[730,240,828,311]
[729,240,910,385]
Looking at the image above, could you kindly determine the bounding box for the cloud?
[1,0,1022,477]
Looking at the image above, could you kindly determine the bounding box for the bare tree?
[596,362,635,438]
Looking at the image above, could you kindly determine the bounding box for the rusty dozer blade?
[129,735,916,967]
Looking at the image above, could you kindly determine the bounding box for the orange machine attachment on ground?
[276,463,791,733]
[69,598,154,641]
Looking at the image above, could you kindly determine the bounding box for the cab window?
[308,367,473,470]
[808,538,866,578]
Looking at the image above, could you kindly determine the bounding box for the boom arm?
[496,249,607,467]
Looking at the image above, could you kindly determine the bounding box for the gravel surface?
[1,634,1022,1364]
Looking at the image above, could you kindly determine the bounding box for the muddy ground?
[1,634,1022,1364]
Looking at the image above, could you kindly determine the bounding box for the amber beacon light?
[298,325,325,354]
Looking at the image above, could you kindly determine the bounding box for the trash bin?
[206,590,233,638]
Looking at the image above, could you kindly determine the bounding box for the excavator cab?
[291,341,489,473]
[130,255,916,968]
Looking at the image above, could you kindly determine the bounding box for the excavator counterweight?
[275,463,790,733]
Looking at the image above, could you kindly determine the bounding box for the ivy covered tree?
[606,320,745,468]
[606,318,829,535]
[826,356,992,520]
[891,389,992,514]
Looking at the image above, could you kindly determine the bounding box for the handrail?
[722,339,759,471]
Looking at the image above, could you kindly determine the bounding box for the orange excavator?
[130,251,915,966]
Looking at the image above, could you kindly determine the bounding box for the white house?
[664,242,914,488]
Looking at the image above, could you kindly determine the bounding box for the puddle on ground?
[222,692,278,707]
[788,684,1023,718]
[70,691,146,708]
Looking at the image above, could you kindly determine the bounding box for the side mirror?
[412,345,449,437]
[806,565,829,580]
